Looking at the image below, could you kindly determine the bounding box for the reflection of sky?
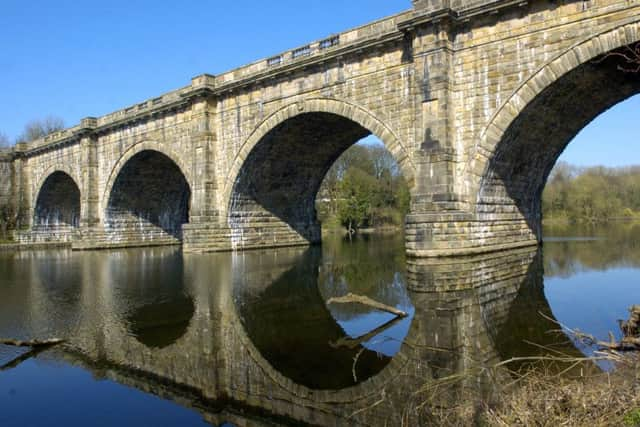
[0,357,204,427]
[545,267,640,343]
[335,306,416,357]
[322,268,415,357]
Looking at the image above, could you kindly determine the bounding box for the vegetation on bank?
[408,332,640,426]
[430,357,640,426]
[542,222,640,275]
[543,162,640,223]
[317,149,640,233]
[316,143,410,233]
[318,147,640,233]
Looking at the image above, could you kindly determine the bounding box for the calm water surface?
[0,223,638,426]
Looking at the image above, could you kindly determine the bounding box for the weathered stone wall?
[406,0,640,256]
[0,154,12,211]
[7,0,640,254]
[24,142,83,224]
[0,152,14,238]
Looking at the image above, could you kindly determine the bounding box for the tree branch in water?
[0,338,65,347]
[326,293,408,318]
[0,347,52,372]
[329,315,404,350]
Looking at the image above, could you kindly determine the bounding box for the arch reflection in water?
[233,234,414,389]
[127,296,195,349]
[0,240,588,426]
[106,247,195,349]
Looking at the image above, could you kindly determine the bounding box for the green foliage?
[543,162,640,222]
[317,142,410,232]
[624,408,640,426]
[543,222,640,276]
[337,167,376,230]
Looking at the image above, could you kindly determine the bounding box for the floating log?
[596,306,640,351]
[0,347,51,372]
[326,293,408,318]
[329,316,403,350]
[597,336,640,352]
[0,338,65,348]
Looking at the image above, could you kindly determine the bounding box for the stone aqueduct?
[2,0,640,255]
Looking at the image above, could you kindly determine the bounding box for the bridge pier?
[182,218,320,253]
[405,211,539,258]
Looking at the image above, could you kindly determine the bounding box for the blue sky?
[1,0,637,167]
[558,95,640,167]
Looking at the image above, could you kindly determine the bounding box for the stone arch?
[221,98,414,250]
[33,164,82,212]
[470,21,640,204]
[103,142,192,243]
[221,98,415,208]
[467,22,640,242]
[102,141,194,212]
[33,168,81,229]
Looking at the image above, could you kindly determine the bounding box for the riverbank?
[419,354,640,426]
[543,217,640,226]
[321,222,402,235]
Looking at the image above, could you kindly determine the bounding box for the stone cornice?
[399,0,534,31]
[20,94,194,157]
[210,31,407,95]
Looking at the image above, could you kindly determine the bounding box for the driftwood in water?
[0,347,51,372]
[329,316,403,350]
[0,338,64,372]
[619,305,640,336]
[598,336,640,351]
[597,306,640,351]
[0,338,65,348]
[326,293,408,318]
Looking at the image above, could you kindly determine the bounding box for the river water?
[0,223,638,426]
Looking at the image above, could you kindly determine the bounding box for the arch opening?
[33,171,80,231]
[228,111,409,250]
[477,44,640,242]
[105,150,191,244]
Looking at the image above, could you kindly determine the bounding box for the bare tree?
[595,41,640,73]
[369,144,400,179]
[18,116,65,143]
[0,132,9,149]
[609,42,640,73]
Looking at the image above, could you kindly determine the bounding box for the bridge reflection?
[5,243,584,426]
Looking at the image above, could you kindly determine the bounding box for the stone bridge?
[2,0,640,255]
